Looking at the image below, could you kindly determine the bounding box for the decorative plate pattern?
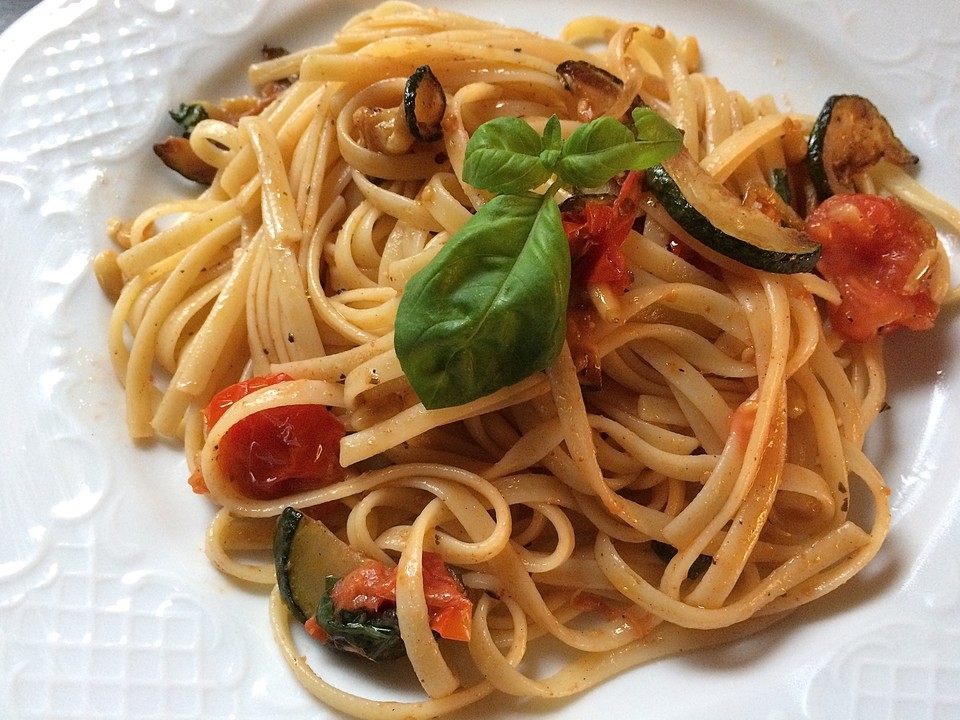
[0,1,957,718]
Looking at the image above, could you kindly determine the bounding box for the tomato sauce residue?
[572,591,656,639]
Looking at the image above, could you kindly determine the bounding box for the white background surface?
[0,1,958,718]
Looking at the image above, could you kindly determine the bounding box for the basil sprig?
[395,108,682,410]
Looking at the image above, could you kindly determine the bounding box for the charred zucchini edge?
[403,65,446,143]
[807,94,917,201]
[645,150,821,274]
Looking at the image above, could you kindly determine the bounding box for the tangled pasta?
[95,3,959,718]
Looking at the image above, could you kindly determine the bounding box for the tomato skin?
[304,615,330,643]
[205,372,292,427]
[419,552,474,642]
[217,403,345,500]
[329,560,397,613]
[203,373,345,501]
[806,194,941,342]
[563,170,644,294]
[328,553,473,642]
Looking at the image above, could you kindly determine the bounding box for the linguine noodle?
[95,3,957,717]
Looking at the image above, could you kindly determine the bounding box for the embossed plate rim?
[0,0,958,718]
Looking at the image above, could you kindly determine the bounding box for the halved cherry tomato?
[329,552,473,642]
[217,404,345,500]
[563,170,644,294]
[203,373,346,501]
[806,194,942,342]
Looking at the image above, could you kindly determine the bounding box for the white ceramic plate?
[1,1,958,718]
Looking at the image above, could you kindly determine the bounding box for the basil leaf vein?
[557,111,683,188]
[462,116,552,194]
[395,192,569,409]
[539,114,563,172]
[395,109,681,410]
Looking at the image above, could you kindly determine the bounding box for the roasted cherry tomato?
[329,552,473,642]
[204,373,346,501]
[420,552,474,642]
[806,194,942,342]
[329,560,398,614]
[204,372,292,427]
[562,170,644,294]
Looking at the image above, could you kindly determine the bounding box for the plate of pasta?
[1,0,959,719]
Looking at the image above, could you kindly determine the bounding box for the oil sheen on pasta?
[95,2,958,718]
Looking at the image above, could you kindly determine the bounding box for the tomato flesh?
[806,194,941,342]
[563,170,644,294]
[329,553,473,642]
[329,560,398,613]
[419,552,474,642]
[203,373,345,501]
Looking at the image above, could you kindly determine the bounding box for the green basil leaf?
[556,113,682,188]
[462,116,553,194]
[539,114,563,172]
[315,584,406,662]
[169,102,209,137]
[395,193,569,409]
[631,107,684,146]
[555,117,636,187]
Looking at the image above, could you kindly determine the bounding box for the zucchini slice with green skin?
[556,59,644,122]
[645,149,821,274]
[807,94,917,200]
[771,167,791,205]
[403,65,446,142]
[274,506,365,624]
